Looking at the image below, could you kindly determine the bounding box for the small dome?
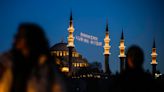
[50,42,76,52]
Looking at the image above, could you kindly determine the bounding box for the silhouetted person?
[0,23,53,92]
[111,45,157,92]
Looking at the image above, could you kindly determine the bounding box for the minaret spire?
[106,18,108,32]
[121,28,124,40]
[69,10,73,27]
[103,18,111,74]
[70,10,73,20]
[153,39,156,48]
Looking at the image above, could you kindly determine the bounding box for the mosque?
[50,41,88,74]
[50,11,160,78]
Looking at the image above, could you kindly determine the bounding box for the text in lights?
[75,32,102,46]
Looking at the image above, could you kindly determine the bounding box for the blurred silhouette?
[110,45,158,92]
[11,23,51,92]
[0,23,65,92]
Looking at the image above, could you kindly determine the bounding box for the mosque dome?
[50,41,76,52]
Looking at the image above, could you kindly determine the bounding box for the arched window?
[63,51,66,56]
[72,52,74,57]
[77,63,80,67]
[60,51,62,56]
[57,51,59,56]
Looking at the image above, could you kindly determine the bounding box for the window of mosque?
[61,67,69,72]
[57,51,59,56]
[67,52,69,55]
[77,63,79,67]
[63,51,66,56]
[74,53,77,57]
[72,63,88,67]
[72,53,74,57]
[80,63,82,67]
[65,51,66,56]
[73,63,76,67]
[60,51,62,56]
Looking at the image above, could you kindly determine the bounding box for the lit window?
[61,67,69,72]
[60,51,62,56]
[63,51,65,56]
[83,75,86,77]
[77,63,79,67]
[72,53,74,57]
[73,63,76,67]
[57,51,59,56]
[85,63,87,67]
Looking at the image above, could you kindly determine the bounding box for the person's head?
[12,22,50,63]
[126,45,144,70]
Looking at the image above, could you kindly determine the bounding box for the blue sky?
[0,0,164,73]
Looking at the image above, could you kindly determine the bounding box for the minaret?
[103,19,111,74]
[151,39,158,77]
[118,29,126,73]
[67,11,75,76]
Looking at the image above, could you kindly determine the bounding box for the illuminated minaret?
[118,29,126,73]
[151,39,158,77]
[103,20,111,74]
[67,11,75,75]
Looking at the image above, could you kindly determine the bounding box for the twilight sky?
[0,0,164,74]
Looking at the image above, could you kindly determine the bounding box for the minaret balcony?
[118,54,126,57]
[151,53,158,56]
[151,62,158,65]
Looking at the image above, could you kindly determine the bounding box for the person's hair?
[18,23,49,56]
[10,22,52,91]
[126,45,144,69]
